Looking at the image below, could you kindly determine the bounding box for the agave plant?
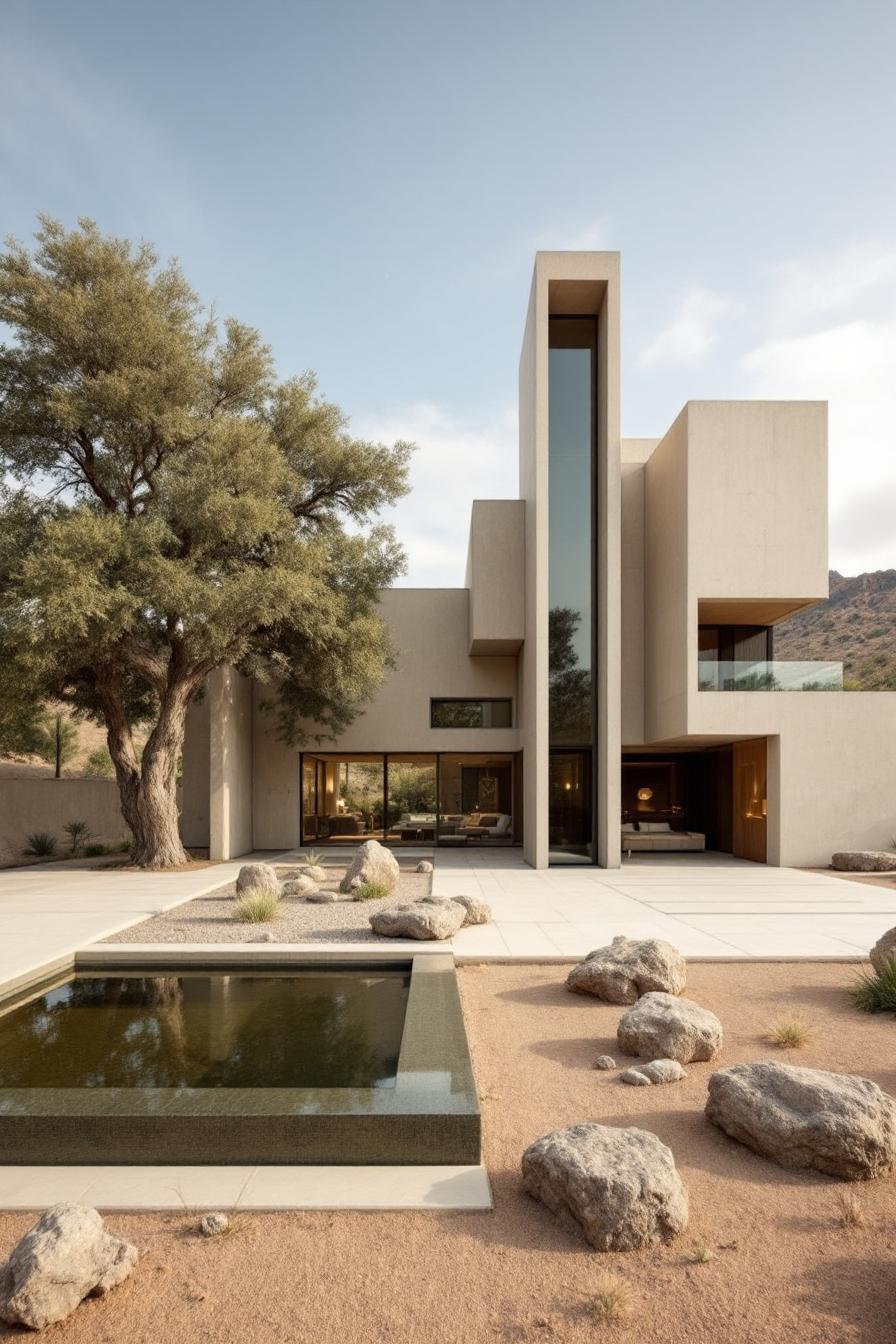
[23,831,57,858]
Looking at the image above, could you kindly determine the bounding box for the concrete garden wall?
[0,778,127,865]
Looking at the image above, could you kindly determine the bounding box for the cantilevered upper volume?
[182,252,896,869]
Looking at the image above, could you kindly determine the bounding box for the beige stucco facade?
[182,252,896,869]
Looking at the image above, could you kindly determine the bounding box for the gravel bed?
[102,862,431,944]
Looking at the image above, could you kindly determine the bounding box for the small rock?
[639,1059,688,1085]
[199,1213,230,1238]
[255,931,276,943]
[566,935,686,1004]
[0,1204,137,1331]
[618,993,723,1064]
[451,894,492,926]
[306,888,338,904]
[282,875,318,898]
[236,862,279,895]
[416,860,434,874]
[521,1123,688,1250]
[298,864,327,882]
[594,1056,616,1071]
[621,1069,651,1086]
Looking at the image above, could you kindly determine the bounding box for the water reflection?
[0,972,410,1090]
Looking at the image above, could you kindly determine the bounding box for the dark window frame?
[429,698,513,729]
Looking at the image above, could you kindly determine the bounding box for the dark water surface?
[0,970,410,1090]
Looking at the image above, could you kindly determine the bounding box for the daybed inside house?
[621,822,705,852]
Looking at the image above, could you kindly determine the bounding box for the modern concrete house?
[182,252,896,870]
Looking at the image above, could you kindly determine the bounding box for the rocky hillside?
[774,570,896,690]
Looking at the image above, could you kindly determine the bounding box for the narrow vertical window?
[548,317,596,861]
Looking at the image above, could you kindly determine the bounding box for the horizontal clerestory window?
[430,699,513,729]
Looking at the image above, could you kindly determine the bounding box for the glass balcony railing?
[698,660,844,692]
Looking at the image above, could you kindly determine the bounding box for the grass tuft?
[234,887,282,923]
[23,831,57,857]
[352,881,390,901]
[851,961,896,1013]
[302,849,324,866]
[768,1016,811,1049]
[835,1190,866,1228]
[589,1272,633,1321]
[691,1245,715,1264]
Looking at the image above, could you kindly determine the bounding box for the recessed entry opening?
[621,740,768,863]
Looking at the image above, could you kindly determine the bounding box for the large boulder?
[236,862,279,895]
[618,992,722,1064]
[521,1123,688,1251]
[370,897,466,941]
[451,894,492,926]
[0,1204,137,1331]
[706,1061,896,1181]
[870,926,896,973]
[566,936,686,1004]
[832,850,896,873]
[339,840,400,896]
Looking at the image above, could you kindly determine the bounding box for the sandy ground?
[2,962,896,1343]
[103,862,431,943]
[810,867,896,893]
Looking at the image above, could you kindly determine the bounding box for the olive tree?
[0,218,412,867]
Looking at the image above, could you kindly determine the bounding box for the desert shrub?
[84,746,115,778]
[691,1245,715,1264]
[23,831,56,857]
[851,961,896,1013]
[352,881,390,901]
[589,1272,633,1321]
[83,843,105,857]
[302,849,324,866]
[235,888,282,923]
[835,1190,866,1228]
[768,1016,811,1048]
[63,820,90,853]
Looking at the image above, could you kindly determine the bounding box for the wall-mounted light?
[637,787,653,802]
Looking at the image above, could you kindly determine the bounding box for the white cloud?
[358,403,518,587]
[762,239,896,331]
[741,241,896,575]
[638,287,738,367]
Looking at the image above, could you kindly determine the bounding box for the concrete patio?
[432,849,896,960]
[0,850,891,990]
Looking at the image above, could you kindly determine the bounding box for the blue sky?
[3,0,896,583]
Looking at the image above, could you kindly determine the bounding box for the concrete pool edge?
[0,948,481,1168]
[0,1162,493,1212]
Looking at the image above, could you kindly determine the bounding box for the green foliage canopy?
[0,217,413,864]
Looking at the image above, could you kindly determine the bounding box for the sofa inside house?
[392,811,513,840]
[459,812,512,838]
[621,821,705,852]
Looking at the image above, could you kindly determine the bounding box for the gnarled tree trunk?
[100,667,199,870]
